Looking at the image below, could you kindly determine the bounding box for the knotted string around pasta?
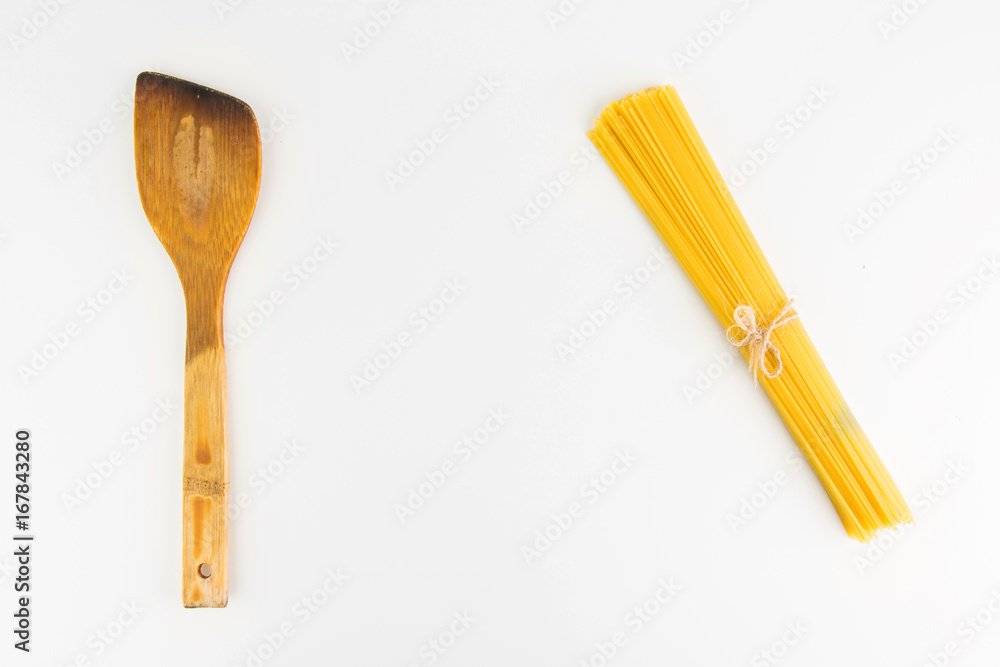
[727,299,798,384]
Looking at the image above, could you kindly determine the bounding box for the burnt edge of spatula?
[136,71,257,126]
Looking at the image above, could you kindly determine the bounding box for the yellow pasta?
[588,86,912,541]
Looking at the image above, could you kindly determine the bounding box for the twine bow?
[727,299,798,384]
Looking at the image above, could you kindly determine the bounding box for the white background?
[2,0,1000,665]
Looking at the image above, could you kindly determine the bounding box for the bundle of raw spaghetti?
[588,86,912,541]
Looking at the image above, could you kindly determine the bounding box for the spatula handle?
[181,301,229,608]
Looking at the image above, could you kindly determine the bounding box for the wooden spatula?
[134,72,261,608]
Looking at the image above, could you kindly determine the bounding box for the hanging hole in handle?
[198,563,212,579]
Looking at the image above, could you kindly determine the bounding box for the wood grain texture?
[134,72,261,608]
